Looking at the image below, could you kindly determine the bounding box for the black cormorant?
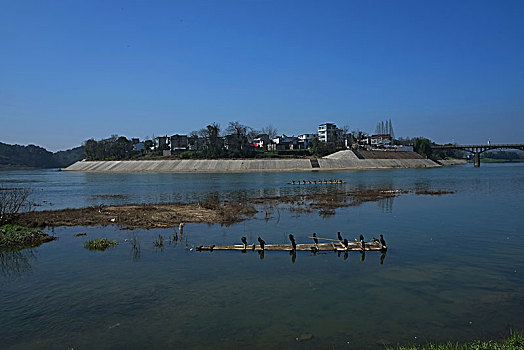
[258,236,265,250]
[289,234,296,250]
[380,234,386,248]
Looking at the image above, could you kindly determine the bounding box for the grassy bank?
[389,330,523,350]
[0,224,56,251]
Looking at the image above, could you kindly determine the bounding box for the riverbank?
[63,151,439,173]
[15,188,452,229]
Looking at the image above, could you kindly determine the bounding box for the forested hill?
[0,142,84,169]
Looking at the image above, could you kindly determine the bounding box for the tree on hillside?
[83,135,134,160]
[413,137,433,158]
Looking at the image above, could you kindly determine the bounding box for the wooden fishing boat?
[196,234,387,253]
[287,180,346,185]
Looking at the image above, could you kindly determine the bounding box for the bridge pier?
[431,143,524,169]
[474,152,480,167]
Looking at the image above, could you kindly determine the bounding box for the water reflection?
[0,249,35,278]
[377,196,394,213]
[130,233,141,261]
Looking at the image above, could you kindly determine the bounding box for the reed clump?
[84,238,118,251]
[153,234,164,248]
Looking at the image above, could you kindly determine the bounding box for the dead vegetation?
[14,188,453,229]
[16,200,258,229]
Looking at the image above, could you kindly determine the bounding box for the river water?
[1,163,523,349]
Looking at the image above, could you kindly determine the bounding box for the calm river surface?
[1,163,523,349]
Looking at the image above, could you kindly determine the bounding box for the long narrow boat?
[196,240,386,252]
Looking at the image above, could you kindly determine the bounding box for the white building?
[318,123,343,145]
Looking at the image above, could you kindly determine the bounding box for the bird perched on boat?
[289,234,296,251]
[258,236,266,250]
[337,232,343,242]
[372,237,379,244]
[343,238,349,249]
[380,234,387,249]
[359,234,365,251]
[241,236,247,249]
[312,232,319,246]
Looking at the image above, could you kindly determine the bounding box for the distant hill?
[0,142,84,169]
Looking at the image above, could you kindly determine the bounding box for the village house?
[269,134,298,150]
[253,134,271,149]
[170,134,189,152]
[188,135,204,151]
[131,138,145,152]
[370,134,393,148]
[154,136,170,151]
[297,133,316,149]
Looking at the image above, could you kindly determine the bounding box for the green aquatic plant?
[84,238,118,251]
[0,224,56,251]
[389,330,523,350]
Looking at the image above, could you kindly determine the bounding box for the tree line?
[0,142,84,169]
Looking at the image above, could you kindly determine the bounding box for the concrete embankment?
[63,151,440,173]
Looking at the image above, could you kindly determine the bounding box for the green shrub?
[84,238,118,251]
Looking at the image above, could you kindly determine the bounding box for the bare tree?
[0,187,32,224]
[261,125,278,139]
[226,121,252,151]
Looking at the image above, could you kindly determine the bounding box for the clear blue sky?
[1,0,523,151]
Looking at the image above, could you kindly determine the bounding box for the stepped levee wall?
[63,151,439,173]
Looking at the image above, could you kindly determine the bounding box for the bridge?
[431,144,524,167]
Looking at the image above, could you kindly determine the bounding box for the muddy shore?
[15,189,453,229]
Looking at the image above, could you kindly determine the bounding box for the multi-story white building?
[318,123,343,145]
